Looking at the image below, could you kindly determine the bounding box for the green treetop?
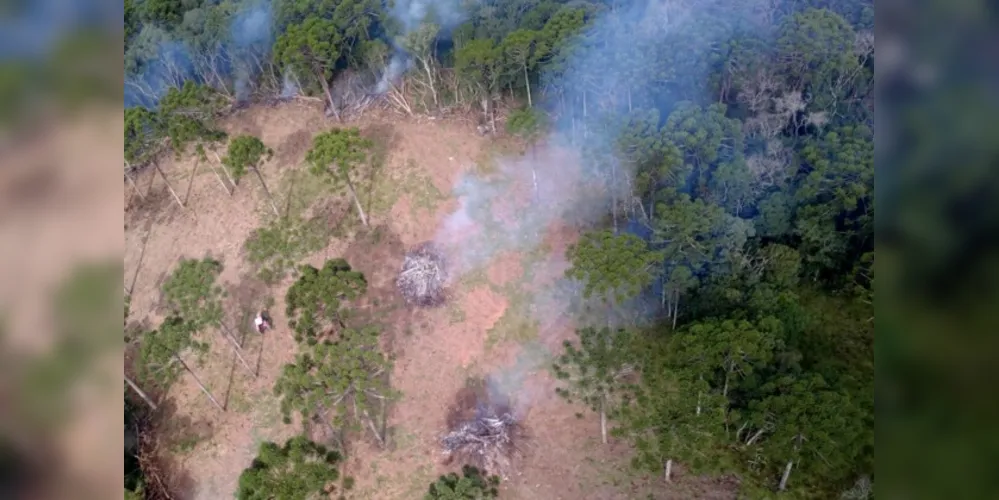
[285,258,367,344]
[424,465,500,500]
[306,128,374,226]
[236,436,347,500]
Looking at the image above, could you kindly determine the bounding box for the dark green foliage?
[424,465,500,499]
[159,82,228,157]
[306,128,373,184]
[236,436,345,500]
[793,125,874,278]
[455,39,503,96]
[566,230,662,302]
[553,327,635,415]
[285,259,367,343]
[743,374,868,491]
[272,325,393,430]
[505,107,546,142]
[124,107,163,165]
[140,0,184,27]
[224,135,274,181]
[274,16,344,86]
[138,316,207,389]
[244,216,330,284]
[161,257,224,331]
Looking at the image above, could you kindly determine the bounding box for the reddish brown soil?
[486,252,524,287]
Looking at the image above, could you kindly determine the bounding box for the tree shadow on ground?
[151,396,213,499]
[342,224,423,452]
[359,123,399,217]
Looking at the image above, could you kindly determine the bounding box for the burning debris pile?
[441,380,524,477]
[397,242,448,306]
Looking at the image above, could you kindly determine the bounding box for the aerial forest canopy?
[124,0,873,497]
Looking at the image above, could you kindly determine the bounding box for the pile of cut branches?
[397,242,448,306]
[441,401,522,477]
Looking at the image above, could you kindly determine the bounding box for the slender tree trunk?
[778,460,794,491]
[207,160,233,196]
[154,160,185,208]
[524,64,532,107]
[125,165,145,200]
[672,292,680,330]
[211,150,239,188]
[611,161,618,232]
[252,166,281,217]
[363,409,385,448]
[423,59,438,109]
[600,395,608,444]
[344,175,369,226]
[489,91,497,133]
[183,157,201,206]
[125,375,158,411]
[746,428,766,446]
[665,459,673,483]
[582,90,589,139]
[628,88,632,112]
[176,355,224,411]
[696,375,703,416]
[222,330,255,377]
[722,366,731,399]
[318,71,341,122]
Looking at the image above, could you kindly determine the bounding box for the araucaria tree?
[236,436,348,500]
[553,326,636,444]
[224,135,280,216]
[138,316,223,411]
[161,256,254,376]
[566,230,663,303]
[274,16,344,119]
[306,128,373,226]
[272,324,394,446]
[424,465,500,500]
[285,258,368,344]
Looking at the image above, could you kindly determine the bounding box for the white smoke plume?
[377,0,467,93]
[431,0,771,401]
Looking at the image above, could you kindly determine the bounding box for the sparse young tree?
[124,106,185,207]
[236,436,348,500]
[138,316,224,411]
[455,39,503,131]
[274,16,345,119]
[285,258,368,344]
[224,135,280,217]
[273,325,394,446]
[156,83,231,203]
[306,128,373,226]
[566,230,662,303]
[399,23,442,110]
[501,29,539,107]
[162,257,254,376]
[424,465,500,500]
[506,107,548,200]
[553,326,636,444]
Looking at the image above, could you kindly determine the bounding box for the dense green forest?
[124,0,873,497]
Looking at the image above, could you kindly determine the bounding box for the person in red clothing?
[254,311,271,334]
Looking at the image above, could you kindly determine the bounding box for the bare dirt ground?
[124,102,736,499]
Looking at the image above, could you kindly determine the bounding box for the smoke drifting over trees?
[124,0,873,496]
